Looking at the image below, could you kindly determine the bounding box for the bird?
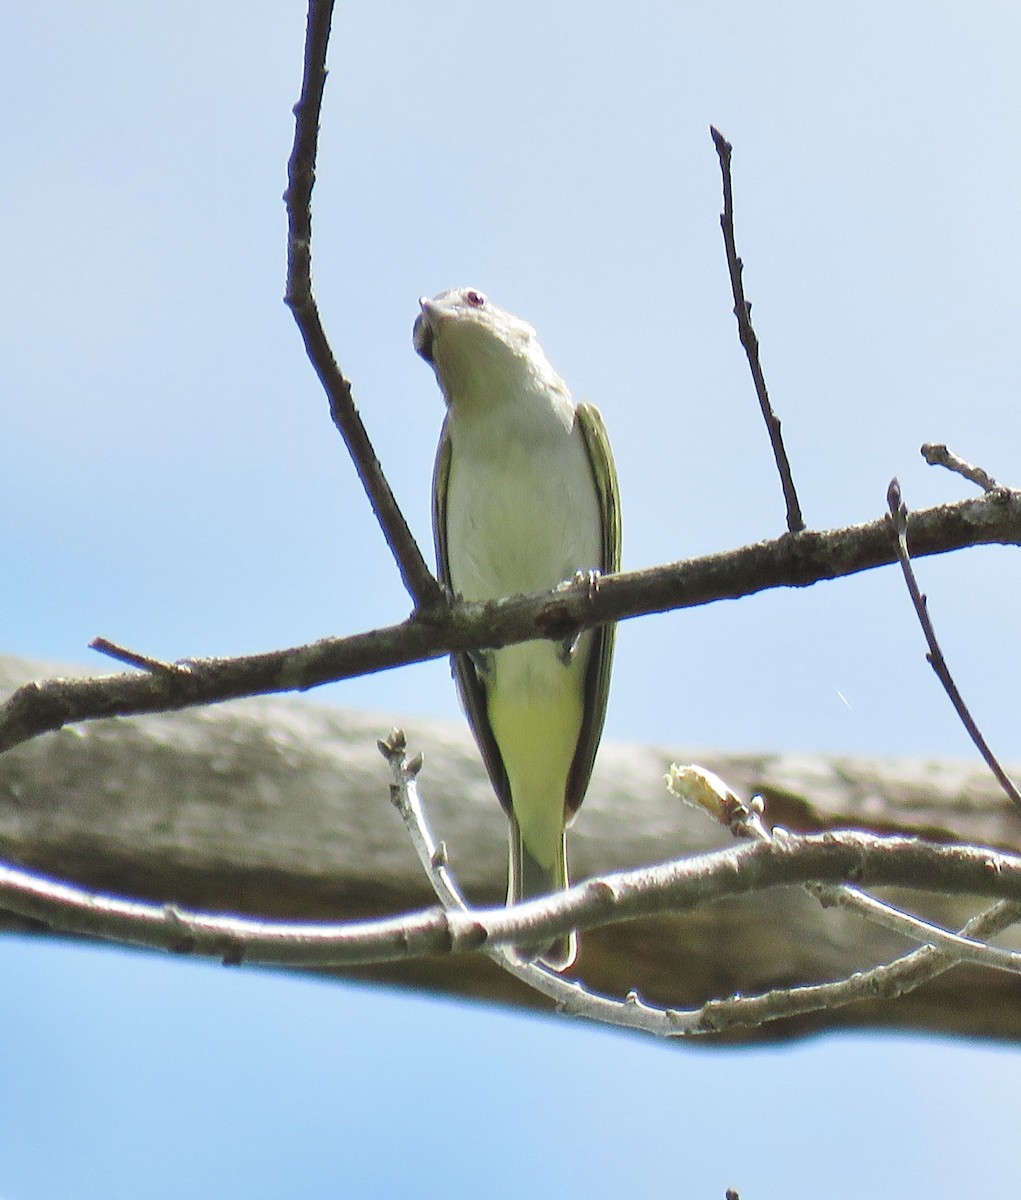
[413,286,620,970]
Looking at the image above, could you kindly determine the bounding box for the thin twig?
[89,637,188,676]
[921,443,1002,493]
[710,126,805,533]
[669,765,1021,976]
[622,766,1021,1035]
[283,0,442,610]
[378,729,468,913]
[380,731,686,1010]
[887,478,1021,813]
[455,894,1021,1039]
[694,900,1021,1034]
[3,489,1021,754]
[381,745,1021,1037]
[379,729,556,976]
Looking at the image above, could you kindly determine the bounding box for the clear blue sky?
[3,3,1021,1196]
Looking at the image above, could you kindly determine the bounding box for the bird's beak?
[413,297,442,363]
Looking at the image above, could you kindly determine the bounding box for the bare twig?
[711,126,805,534]
[378,732,697,1018]
[887,478,1021,812]
[3,489,1021,754]
[663,766,1021,1031]
[694,900,1021,1034]
[4,773,1021,1036]
[668,765,1021,976]
[283,0,442,610]
[922,443,1002,493]
[88,637,187,676]
[506,894,1021,1039]
[378,729,468,913]
[381,743,1021,1039]
[379,729,563,978]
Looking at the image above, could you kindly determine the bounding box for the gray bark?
[2,654,1019,1042]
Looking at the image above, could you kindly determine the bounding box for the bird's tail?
[508,816,577,972]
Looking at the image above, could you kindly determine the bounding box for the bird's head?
[413,287,547,404]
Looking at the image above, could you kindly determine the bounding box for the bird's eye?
[464,289,486,308]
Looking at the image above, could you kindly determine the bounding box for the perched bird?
[414,287,620,970]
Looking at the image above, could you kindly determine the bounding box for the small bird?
[414,287,620,970]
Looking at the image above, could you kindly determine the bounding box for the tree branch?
[5,655,1021,1041]
[385,743,1021,1038]
[668,763,1021,975]
[693,899,1021,1035]
[887,479,1021,811]
[283,0,442,610]
[922,442,1002,493]
[2,488,1019,754]
[711,126,804,534]
[2,828,1021,970]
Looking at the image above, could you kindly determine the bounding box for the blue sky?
[3,3,1021,1196]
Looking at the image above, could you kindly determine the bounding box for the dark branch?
[283,0,442,610]
[887,479,1021,812]
[2,488,1020,753]
[710,126,805,534]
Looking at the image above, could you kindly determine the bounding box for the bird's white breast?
[444,394,601,602]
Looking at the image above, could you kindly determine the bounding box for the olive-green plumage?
[415,287,620,970]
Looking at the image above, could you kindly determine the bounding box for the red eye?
[464,289,486,308]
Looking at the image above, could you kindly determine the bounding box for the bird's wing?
[432,418,513,815]
[565,401,622,819]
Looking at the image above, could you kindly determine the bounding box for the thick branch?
[4,655,1021,1042]
[2,489,1019,753]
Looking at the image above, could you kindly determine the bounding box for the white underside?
[445,387,600,870]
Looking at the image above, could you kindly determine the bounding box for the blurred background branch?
[5,654,1021,1043]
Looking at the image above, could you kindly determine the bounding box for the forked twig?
[711,126,805,534]
[1,737,1021,1039]
[887,478,1021,813]
[694,899,1021,1033]
[381,738,1021,1038]
[284,0,442,610]
[668,764,1021,1033]
[670,765,1021,970]
[378,730,560,973]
